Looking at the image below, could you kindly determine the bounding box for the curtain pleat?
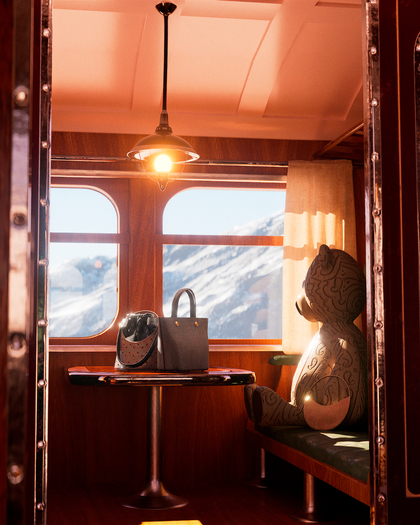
[282,160,358,354]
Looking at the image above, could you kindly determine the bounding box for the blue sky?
[49,187,286,265]
[163,188,286,234]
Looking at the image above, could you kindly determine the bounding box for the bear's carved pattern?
[245,245,368,430]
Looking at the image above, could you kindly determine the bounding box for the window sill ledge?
[49,344,282,353]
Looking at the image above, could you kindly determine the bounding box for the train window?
[49,188,118,337]
[162,189,285,341]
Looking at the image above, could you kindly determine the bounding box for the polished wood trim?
[52,155,288,168]
[246,424,370,506]
[313,123,364,160]
[157,234,283,246]
[49,344,283,353]
[67,366,256,387]
[52,168,288,183]
[209,341,282,347]
[50,232,129,244]
[49,345,116,353]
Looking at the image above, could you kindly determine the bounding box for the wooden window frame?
[154,179,286,346]
[49,177,129,345]
[49,175,285,348]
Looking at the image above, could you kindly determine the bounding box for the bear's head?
[296,245,366,324]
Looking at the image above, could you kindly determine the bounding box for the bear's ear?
[319,244,334,271]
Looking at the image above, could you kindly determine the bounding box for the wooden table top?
[68,366,256,387]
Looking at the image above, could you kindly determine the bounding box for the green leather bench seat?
[256,425,370,483]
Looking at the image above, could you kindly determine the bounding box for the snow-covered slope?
[49,257,116,337]
[163,210,284,338]
[49,210,284,339]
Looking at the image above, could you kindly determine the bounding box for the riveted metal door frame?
[363,2,386,523]
[34,0,52,523]
[6,0,34,520]
[4,0,52,523]
[363,1,420,524]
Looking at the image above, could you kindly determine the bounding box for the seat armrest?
[268,354,301,366]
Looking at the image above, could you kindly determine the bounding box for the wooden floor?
[48,480,370,525]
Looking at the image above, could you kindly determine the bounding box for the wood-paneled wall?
[48,347,292,490]
[48,133,366,491]
[51,132,327,176]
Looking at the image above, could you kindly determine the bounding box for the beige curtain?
[282,159,358,354]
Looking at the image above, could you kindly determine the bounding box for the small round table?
[68,366,256,510]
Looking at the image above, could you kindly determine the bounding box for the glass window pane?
[49,243,117,337]
[163,245,283,339]
[163,189,285,235]
[50,188,117,233]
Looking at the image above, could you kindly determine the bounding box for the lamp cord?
[162,12,169,112]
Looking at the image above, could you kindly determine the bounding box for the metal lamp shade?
[127,131,199,164]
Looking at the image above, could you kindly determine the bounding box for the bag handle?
[171,288,197,317]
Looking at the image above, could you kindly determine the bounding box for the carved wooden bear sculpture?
[245,244,367,430]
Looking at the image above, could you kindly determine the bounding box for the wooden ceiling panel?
[52,9,146,111]
[51,0,364,141]
[264,18,362,120]
[168,16,270,116]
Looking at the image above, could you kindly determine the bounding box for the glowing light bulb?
[154,154,172,173]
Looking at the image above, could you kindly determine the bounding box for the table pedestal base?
[122,481,188,509]
[66,369,255,511]
[121,386,189,510]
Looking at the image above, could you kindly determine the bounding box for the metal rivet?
[372,208,381,217]
[376,436,385,445]
[416,43,420,52]
[12,212,27,226]
[7,464,24,485]
[38,379,47,388]
[371,98,379,107]
[371,152,379,162]
[375,377,384,387]
[37,441,45,449]
[195,322,199,326]
[175,321,179,326]
[374,264,382,274]
[10,334,25,350]
[42,84,49,93]
[36,503,45,511]
[8,334,26,358]
[14,86,29,107]
[39,259,48,266]
[370,46,377,55]
[41,141,48,149]
[38,319,48,327]
[377,493,386,503]
[374,320,383,330]
[40,198,47,207]
[43,28,50,37]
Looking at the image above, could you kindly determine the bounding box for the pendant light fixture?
[127,2,199,191]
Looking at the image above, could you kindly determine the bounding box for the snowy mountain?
[49,257,117,337]
[49,210,284,339]
[163,210,284,338]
